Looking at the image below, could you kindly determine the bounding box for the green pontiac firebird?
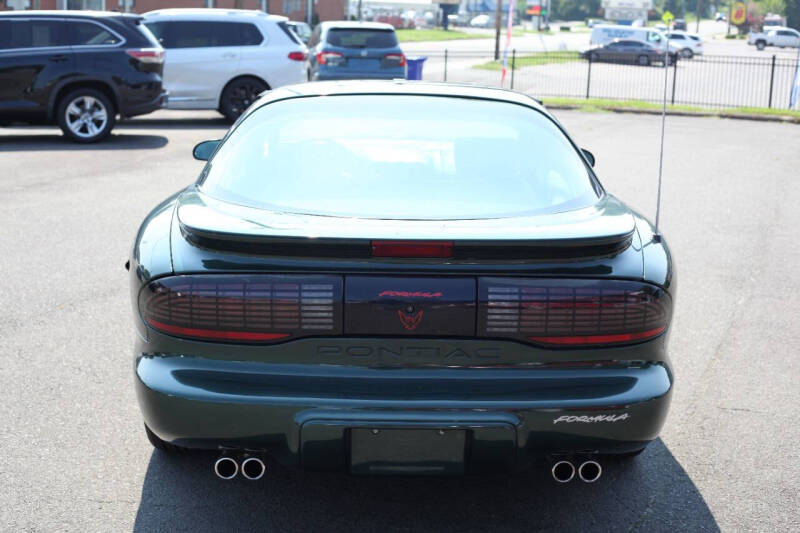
[129,81,674,483]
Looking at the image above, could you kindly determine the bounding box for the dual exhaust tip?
[214,455,266,480]
[551,459,602,483]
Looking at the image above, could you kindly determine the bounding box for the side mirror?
[193,139,220,161]
[581,148,596,167]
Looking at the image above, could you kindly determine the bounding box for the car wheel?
[57,89,115,143]
[637,54,650,66]
[756,40,766,50]
[220,77,268,122]
[681,48,693,59]
[145,424,188,454]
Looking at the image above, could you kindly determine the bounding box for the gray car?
[582,39,678,66]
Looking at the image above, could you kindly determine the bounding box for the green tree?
[783,0,799,26]
[760,0,786,15]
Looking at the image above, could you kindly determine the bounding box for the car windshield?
[199,96,600,220]
[326,28,397,48]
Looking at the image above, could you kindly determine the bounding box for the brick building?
[0,0,348,23]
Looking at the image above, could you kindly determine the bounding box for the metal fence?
[415,50,799,110]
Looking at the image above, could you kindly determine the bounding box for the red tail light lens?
[126,48,164,64]
[288,51,307,61]
[383,53,407,66]
[478,278,670,347]
[371,240,454,258]
[316,50,343,65]
[139,275,343,343]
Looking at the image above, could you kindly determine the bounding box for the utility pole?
[494,0,502,60]
[696,0,702,33]
[358,0,363,21]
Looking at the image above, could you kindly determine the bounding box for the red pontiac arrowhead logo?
[398,309,424,331]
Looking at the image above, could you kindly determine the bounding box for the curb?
[545,104,800,124]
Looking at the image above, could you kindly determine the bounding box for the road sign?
[662,10,674,24]
[731,2,747,25]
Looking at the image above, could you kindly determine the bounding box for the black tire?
[219,76,268,122]
[145,424,188,454]
[637,54,650,66]
[681,47,693,59]
[756,40,766,50]
[57,88,115,143]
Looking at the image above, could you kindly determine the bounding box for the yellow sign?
[662,10,674,24]
[731,2,747,25]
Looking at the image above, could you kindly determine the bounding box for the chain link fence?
[413,51,799,110]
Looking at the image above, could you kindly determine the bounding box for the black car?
[131,82,675,482]
[0,11,166,142]
[582,39,678,66]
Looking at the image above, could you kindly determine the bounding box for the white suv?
[143,9,307,121]
[664,31,703,58]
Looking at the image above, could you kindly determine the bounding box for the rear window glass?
[325,28,398,48]
[145,21,263,48]
[199,96,600,220]
[0,20,66,49]
[67,21,121,46]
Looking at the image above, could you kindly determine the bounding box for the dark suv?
[0,11,166,143]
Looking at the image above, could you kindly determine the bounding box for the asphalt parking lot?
[1,109,798,532]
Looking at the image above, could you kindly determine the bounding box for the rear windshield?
[199,96,600,220]
[325,28,398,48]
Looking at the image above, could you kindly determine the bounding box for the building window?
[67,0,106,9]
[283,0,301,13]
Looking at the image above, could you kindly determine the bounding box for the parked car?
[470,14,492,28]
[307,22,406,81]
[715,12,727,21]
[748,26,800,50]
[665,31,703,58]
[672,18,687,31]
[143,9,307,122]
[131,80,675,480]
[582,39,678,66]
[0,11,166,142]
[286,20,312,44]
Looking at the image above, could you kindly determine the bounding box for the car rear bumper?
[120,90,168,118]
[313,70,407,81]
[136,351,673,473]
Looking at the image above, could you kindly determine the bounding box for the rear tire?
[637,54,650,66]
[145,424,188,454]
[756,40,766,50]
[57,88,115,143]
[681,48,693,59]
[219,76,268,122]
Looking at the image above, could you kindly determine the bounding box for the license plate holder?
[350,428,466,475]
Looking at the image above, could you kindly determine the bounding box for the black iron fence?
[414,50,799,110]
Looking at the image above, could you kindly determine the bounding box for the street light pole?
[494,0,502,60]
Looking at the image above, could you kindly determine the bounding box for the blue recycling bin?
[406,56,427,80]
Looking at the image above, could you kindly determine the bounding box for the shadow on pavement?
[133,438,718,532]
[0,133,168,151]
[118,117,230,130]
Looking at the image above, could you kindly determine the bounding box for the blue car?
[308,21,406,81]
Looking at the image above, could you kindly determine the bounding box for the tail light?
[126,48,164,64]
[288,51,307,61]
[478,278,670,347]
[139,275,342,343]
[383,53,407,66]
[316,50,343,65]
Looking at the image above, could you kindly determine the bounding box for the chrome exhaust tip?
[578,460,602,483]
[551,460,576,483]
[241,456,266,481]
[214,456,238,480]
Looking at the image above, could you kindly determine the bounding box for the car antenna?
[654,16,673,244]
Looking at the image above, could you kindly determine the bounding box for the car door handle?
[49,54,69,62]
[221,52,237,59]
